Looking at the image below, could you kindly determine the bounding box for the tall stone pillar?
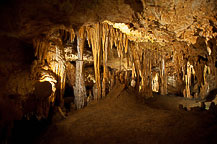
[160,58,168,95]
[73,32,86,109]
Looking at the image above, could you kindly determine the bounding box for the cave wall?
[0,36,35,140]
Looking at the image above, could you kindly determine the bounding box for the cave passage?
[0,0,217,144]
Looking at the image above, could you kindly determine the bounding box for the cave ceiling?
[0,0,216,46]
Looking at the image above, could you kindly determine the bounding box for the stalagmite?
[185,61,192,98]
[152,72,159,92]
[182,61,197,99]
[73,27,87,109]
[199,65,210,99]
[132,63,136,80]
[110,71,115,90]
[160,57,167,95]
[124,71,128,85]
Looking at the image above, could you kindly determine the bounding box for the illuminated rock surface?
[0,0,216,143]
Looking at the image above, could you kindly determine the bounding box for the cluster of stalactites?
[182,60,213,99]
[33,38,50,63]
[171,42,217,99]
[129,42,153,98]
[33,35,67,106]
[48,45,66,105]
[52,28,76,44]
[72,23,130,100]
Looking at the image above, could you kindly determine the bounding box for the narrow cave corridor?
[0,0,217,144]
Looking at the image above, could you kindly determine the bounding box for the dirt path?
[38,87,217,144]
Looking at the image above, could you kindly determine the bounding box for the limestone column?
[73,29,87,109]
[185,61,192,98]
[160,57,168,95]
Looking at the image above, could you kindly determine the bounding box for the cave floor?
[37,87,217,144]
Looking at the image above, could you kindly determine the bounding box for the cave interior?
[0,0,217,143]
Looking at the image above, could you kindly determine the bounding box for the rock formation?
[0,0,216,141]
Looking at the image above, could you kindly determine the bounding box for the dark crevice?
[124,0,143,13]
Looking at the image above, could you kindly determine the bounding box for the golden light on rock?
[103,20,155,43]
[39,73,57,103]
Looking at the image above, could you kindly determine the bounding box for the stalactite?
[33,38,50,62]
[89,27,99,100]
[116,30,121,58]
[64,30,68,41]
[102,23,109,98]
[132,63,136,80]
[148,54,153,97]
[128,42,153,98]
[114,29,118,47]
[109,25,114,50]
[70,29,75,43]
[97,23,101,100]
[129,42,136,88]
[86,24,102,100]
[119,32,123,53]
[134,43,141,89]
[50,45,66,106]
[102,24,106,52]
[125,35,128,54]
